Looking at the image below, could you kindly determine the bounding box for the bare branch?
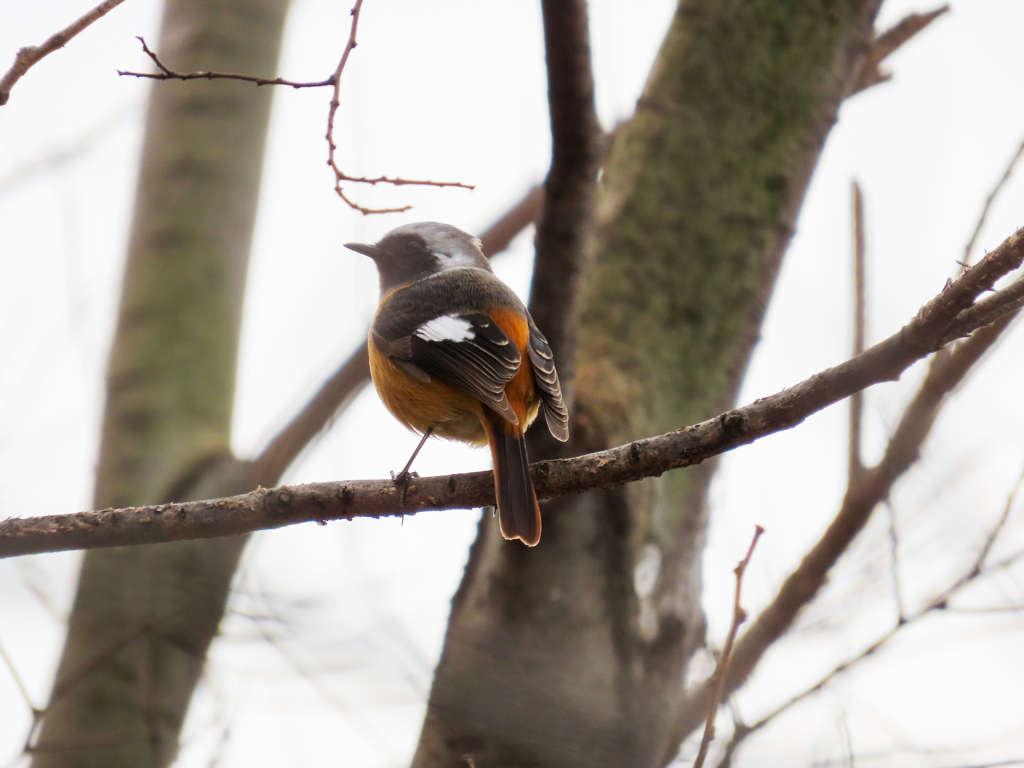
[528,0,602,419]
[0,0,128,106]
[849,181,867,478]
[940,271,1024,345]
[851,5,949,95]
[672,289,1021,742]
[324,0,365,197]
[0,637,36,713]
[250,187,544,486]
[958,465,1024,584]
[884,501,906,622]
[963,137,1024,266]
[692,526,764,768]
[718,472,1024,760]
[870,5,949,64]
[118,36,334,87]
[322,1,472,214]
[120,5,474,216]
[2,226,1023,557]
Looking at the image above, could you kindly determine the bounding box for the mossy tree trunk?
[31,1,290,765]
[413,1,883,766]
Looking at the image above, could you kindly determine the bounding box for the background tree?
[29,0,289,764]
[1,1,1023,767]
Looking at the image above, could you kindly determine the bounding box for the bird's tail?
[487,423,541,546]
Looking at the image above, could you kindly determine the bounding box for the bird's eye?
[404,239,422,254]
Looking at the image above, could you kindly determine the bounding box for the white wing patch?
[415,315,475,343]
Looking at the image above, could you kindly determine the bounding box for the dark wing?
[372,304,522,425]
[526,318,569,442]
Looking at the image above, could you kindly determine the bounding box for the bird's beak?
[344,242,382,259]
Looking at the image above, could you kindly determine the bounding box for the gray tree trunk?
[413,1,883,766]
[32,1,290,765]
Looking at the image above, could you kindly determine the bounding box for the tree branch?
[672,305,1020,742]
[320,0,471,214]
[849,180,867,478]
[118,35,334,87]
[3,225,1022,558]
[0,0,128,106]
[851,5,949,95]
[940,271,1024,345]
[528,0,602,418]
[673,150,1024,746]
[693,525,764,768]
[119,4,473,215]
[962,138,1024,266]
[717,471,1024,764]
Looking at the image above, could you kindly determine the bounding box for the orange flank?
[368,346,489,445]
[486,306,542,434]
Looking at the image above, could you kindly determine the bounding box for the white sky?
[1,1,1024,767]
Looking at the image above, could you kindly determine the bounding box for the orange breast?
[368,304,541,445]
[369,343,490,445]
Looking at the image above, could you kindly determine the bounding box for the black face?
[347,232,437,294]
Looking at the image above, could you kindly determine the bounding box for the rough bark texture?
[414,1,883,767]
[31,0,289,765]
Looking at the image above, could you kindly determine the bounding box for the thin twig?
[838,710,855,768]
[883,501,905,623]
[940,273,1024,345]
[671,250,1024,744]
[851,6,949,95]
[118,36,334,87]
[849,181,867,479]
[721,527,1024,761]
[692,526,764,768]
[322,1,472,214]
[0,0,128,106]
[0,638,35,713]
[2,633,45,763]
[2,226,1024,557]
[963,465,1024,580]
[962,138,1024,267]
[119,11,474,215]
[242,596,401,761]
[809,755,1024,768]
[47,618,166,706]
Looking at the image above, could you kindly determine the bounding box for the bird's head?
[345,221,491,294]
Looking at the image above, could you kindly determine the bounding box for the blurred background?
[1,1,1023,766]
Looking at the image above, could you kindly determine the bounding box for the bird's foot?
[391,468,419,509]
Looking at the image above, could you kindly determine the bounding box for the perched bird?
[345,222,568,546]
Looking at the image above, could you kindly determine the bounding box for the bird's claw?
[391,468,419,508]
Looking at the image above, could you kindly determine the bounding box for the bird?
[345,222,569,546]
